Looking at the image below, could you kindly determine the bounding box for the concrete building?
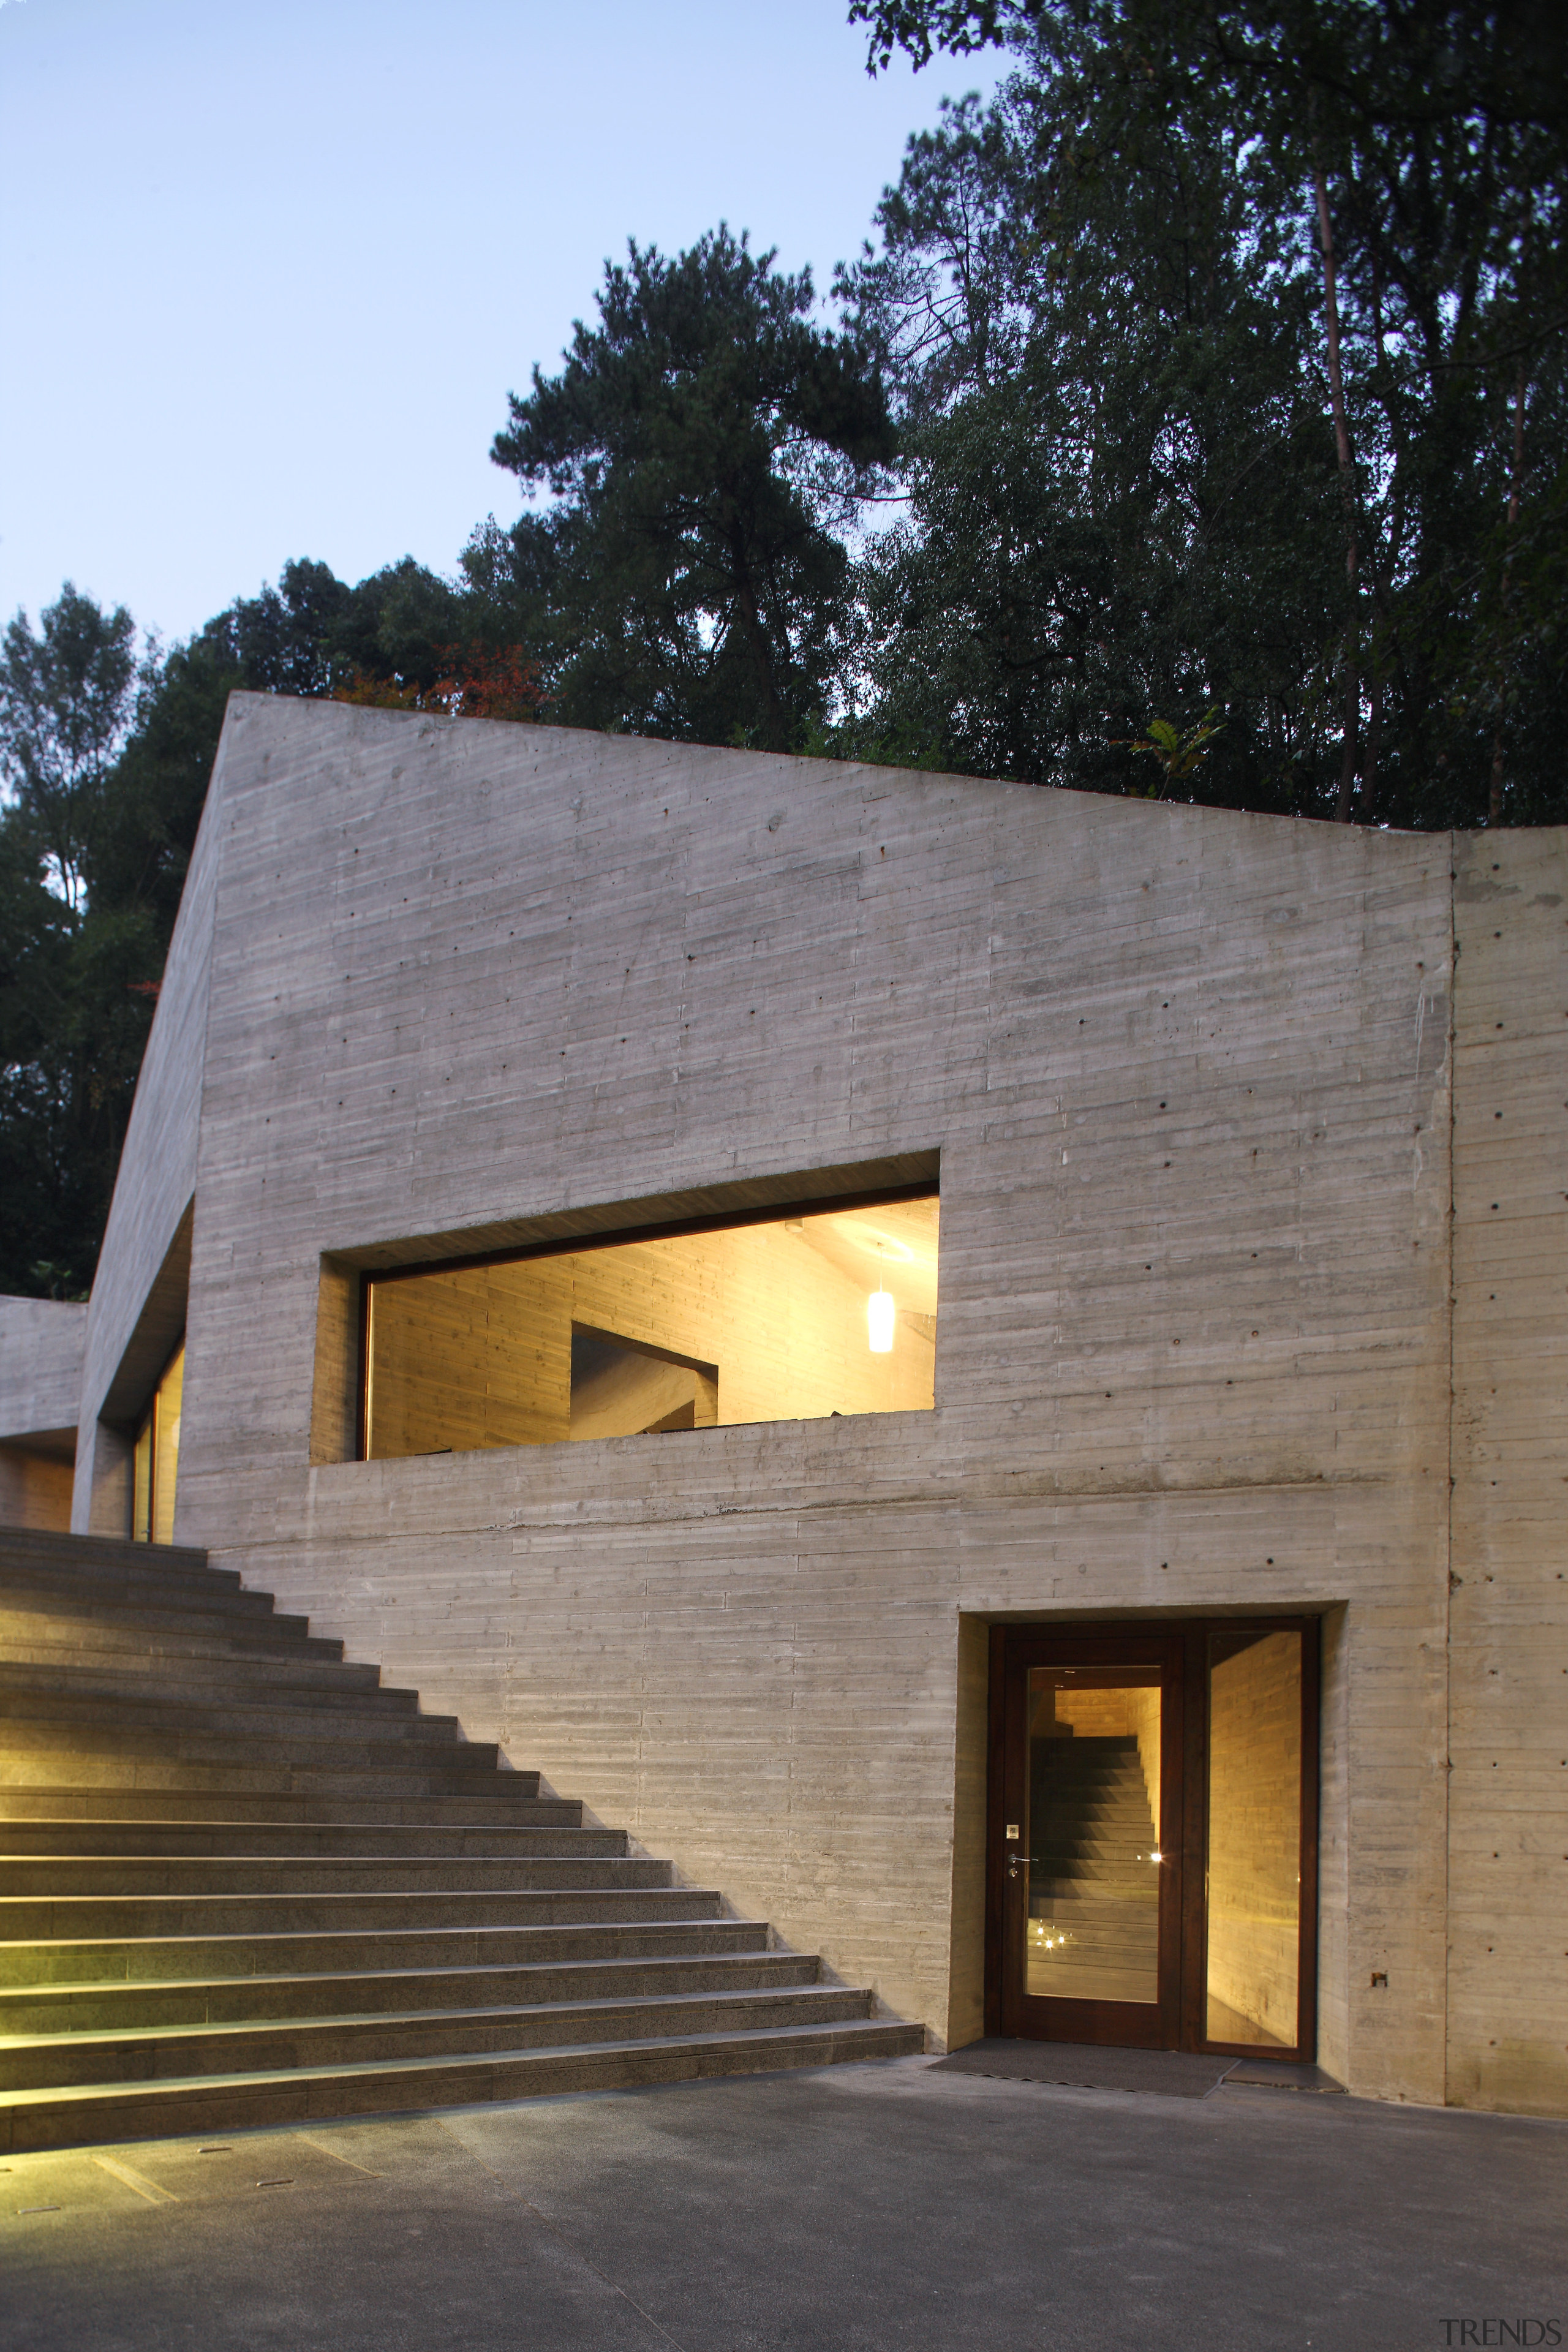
[2,692,1563,2120]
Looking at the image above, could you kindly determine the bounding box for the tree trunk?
[1314,158,1360,825]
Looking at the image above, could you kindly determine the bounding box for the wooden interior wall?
[0,1447,74,1532]
[1205,1632,1302,2046]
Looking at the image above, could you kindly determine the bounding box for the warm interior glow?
[364,1193,940,1459]
[132,1340,185,1544]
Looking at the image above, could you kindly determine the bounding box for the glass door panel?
[1205,1628,1303,2048]
[990,1619,1316,2058]
[1025,1666,1164,2005]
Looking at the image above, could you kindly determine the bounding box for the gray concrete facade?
[4,694,1563,2117]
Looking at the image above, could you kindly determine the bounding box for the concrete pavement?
[2,2054,1561,2351]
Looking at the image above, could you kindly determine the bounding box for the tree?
[484,226,896,752]
[839,67,1348,812]
[0,585,140,915]
[846,0,1568,826]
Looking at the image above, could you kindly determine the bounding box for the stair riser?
[0,1696,459,1741]
[0,1648,374,1692]
[2,1918,771,1986]
[0,1575,270,1619]
[0,2022,927,2154]
[0,1858,673,1898]
[0,1547,226,1592]
[0,1598,317,1643]
[0,1796,562,1834]
[0,1672,413,1717]
[1,1885,723,1943]
[0,1532,212,1571]
[0,1739,507,1784]
[1,1989,873,2089]
[0,1823,616,1858]
[0,1952,818,2036]
[0,1786,555,1820]
[0,1610,340,1660]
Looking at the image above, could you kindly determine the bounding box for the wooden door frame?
[984,1615,1320,2059]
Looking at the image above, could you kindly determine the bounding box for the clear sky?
[0,0,995,645]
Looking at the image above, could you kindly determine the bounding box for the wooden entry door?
[987,1620,1319,2059]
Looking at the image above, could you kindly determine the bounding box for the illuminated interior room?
[130,1339,184,1545]
[363,1194,939,1460]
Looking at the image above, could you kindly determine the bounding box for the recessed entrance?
[986,1620,1318,2059]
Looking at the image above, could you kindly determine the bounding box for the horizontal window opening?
[361,1190,938,1461]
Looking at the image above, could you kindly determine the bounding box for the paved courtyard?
[3,2055,1562,2351]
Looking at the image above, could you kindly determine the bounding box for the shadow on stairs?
[0,1527,921,2153]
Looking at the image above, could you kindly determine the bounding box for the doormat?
[929,2040,1237,2100]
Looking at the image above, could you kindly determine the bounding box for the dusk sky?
[0,0,998,645]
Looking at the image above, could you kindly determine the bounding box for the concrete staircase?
[1027,1735,1161,2003]
[0,1528,921,2152]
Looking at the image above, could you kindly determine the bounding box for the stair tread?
[0,1950,812,2005]
[2,1983,856,2054]
[1,2017,919,2108]
[2,1907,754,1950]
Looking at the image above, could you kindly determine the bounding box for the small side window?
[131,1339,184,1543]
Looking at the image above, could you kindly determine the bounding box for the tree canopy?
[5,8,1566,1292]
[840,0,1568,823]
[0,558,468,1295]
[484,227,895,751]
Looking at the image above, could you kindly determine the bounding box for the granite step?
[0,1883,718,1942]
[0,1568,281,1621]
[0,1729,510,1785]
[0,1660,413,1713]
[0,1688,461,1742]
[0,1630,360,1679]
[0,1758,533,1801]
[0,2018,927,2155]
[0,1982,875,2091]
[0,1593,323,1645]
[0,1819,614,1858]
[0,1947,819,2037]
[0,1787,560,1825]
[0,1531,222,1585]
[2,1914,775,1990]
[0,1854,676,1899]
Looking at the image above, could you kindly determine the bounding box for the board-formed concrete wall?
[0,1296,85,1447]
[69,722,229,1537]
[0,1296,86,1532]
[1447,831,1568,2117]
[65,693,1565,2113]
